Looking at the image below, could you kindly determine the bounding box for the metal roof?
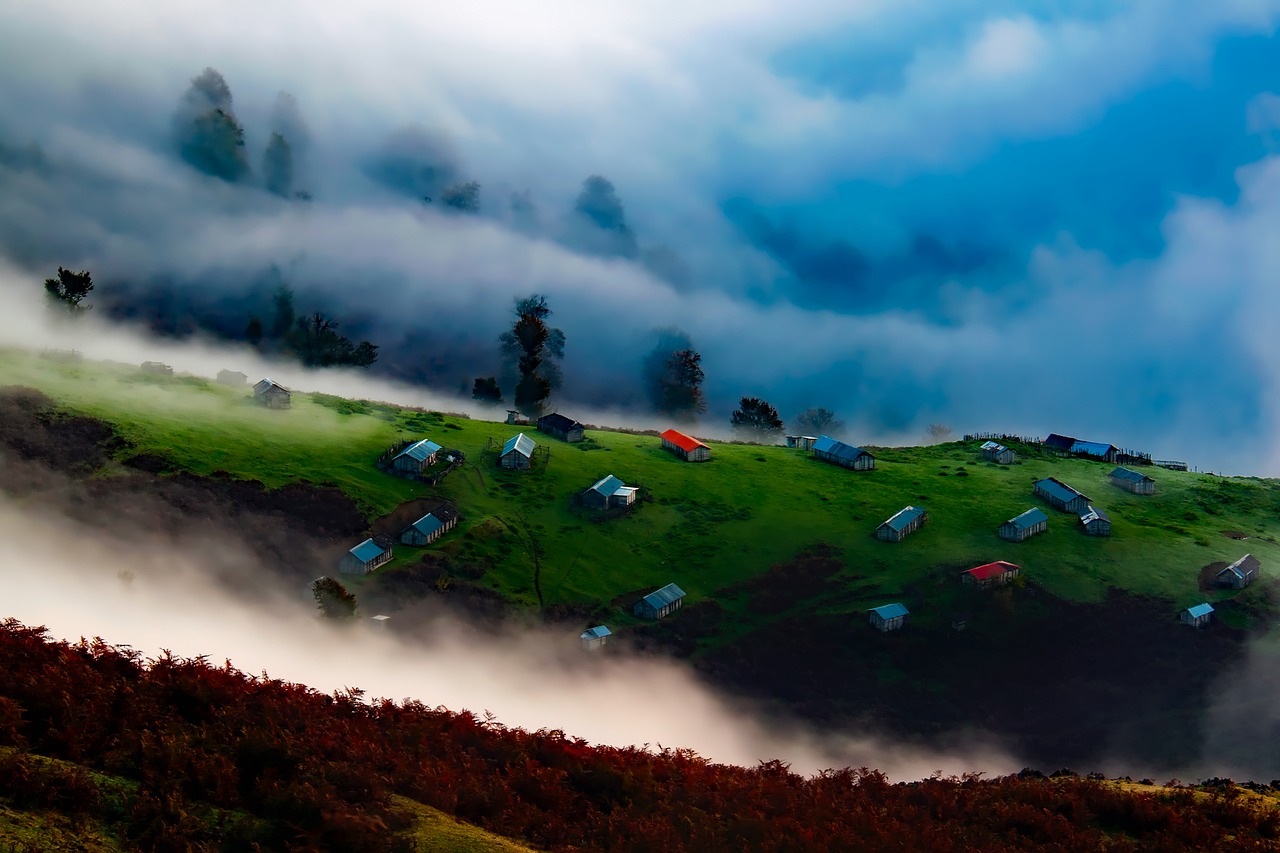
[1186,603,1214,618]
[1035,477,1088,504]
[1007,507,1049,529]
[1110,466,1154,483]
[254,377,289,393]
[396,438,443,462]
[813,435,872,461]
[1043,433,1075,450]
[641,583,687,609]
[1079,505,1111,525]
[660,429,708,453]
[539,412,584,432]
[881,505,926,533]
[349,538,387,563]
[1070,439,1117,457]
[581,625,612,640]
[869,603,909,619]
[1219,554,1260,580]
[411,513,446,537]
[502,432,537,458]
[966,561,1020,581]
[590,474,626,496]
[980,441,1007,452]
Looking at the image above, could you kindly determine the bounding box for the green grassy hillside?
[6,347,1280,633]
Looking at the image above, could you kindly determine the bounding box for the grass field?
[7,347,1280,632]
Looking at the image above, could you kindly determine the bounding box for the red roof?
[965,561,1020,581]
[660,429,708,453]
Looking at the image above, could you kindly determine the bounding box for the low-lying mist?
[0,486,1018,782]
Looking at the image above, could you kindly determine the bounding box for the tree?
[572,175,638,258]
[270,284,296,340]
[441,180,480,213]
[655,348,706,420]
[263,132,294,198]
[731,397,784,438]
[472,376,502,404]
[926,423,953,442]
[793,407,844,436]
[286,313,379,368]
[312,577,357,620]
[244,316,264,346]
[174,68,249,182]
[43,267,94,316]
[498,295,564,417]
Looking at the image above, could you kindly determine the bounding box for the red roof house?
[660,429,711,462]
[962,561,1021,589]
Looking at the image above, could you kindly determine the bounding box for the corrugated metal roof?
[590,474,625,496]
[396,438,443,462]
[502,432,537,458]
[1070,439,1116,458]
[660,429,708,453]
[349,538,387,563]
[539,412,583,432]
[1043,433,1075,450]
[581,625,612,640]
[254,377,289,393]
[642,583,687,609]
[980,441,1005,452]
[1008,507,1049,529]
[813,435,871,462]
[411,513,445,537]
[1219,554,1260,580]
[966,561,1020,581]
[1186,603,1214,618]
[869,603,909,619]
[882,505,926,532]
[1079,505,1110,524]
[1035,477,1087,504]
[1110,466,1154,483]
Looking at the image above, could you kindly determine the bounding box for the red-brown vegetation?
[2,620,1278,851]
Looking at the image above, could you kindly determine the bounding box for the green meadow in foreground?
[6,347,1280,634]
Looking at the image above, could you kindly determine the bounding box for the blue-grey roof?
[1070,440,1116,457]
[813,435,871,461]
[411,513,445,537]
[590,474,626,496]
[349,538,387,563]
[1079,505,1110,524]
[581,625,612,640]
[1186,603,1214,618]
[1110,466,1153,483]
[641,583,686,609]
[869,603,909,619]
[254,377,289,393]
[881,506,926,533]
[1035,477,1087,504]
[396,438,443,462]
[1007,507,1049,529]
[981,441,1008,453]
[1218,554,1260,580]
[502,432,537,458]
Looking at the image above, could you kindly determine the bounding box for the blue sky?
[1,0,1280,471]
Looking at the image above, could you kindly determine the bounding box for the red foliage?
[1,618,1278,852]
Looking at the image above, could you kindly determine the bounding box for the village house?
[868,603,909,632]
[253,378,292,409]
[876,506,928,542]
[500,432,537,469]
[339,536,393,575]
[660,429,711,462]
[393,438,443,475]
[1034,477,1091,514]
[537,412,585,443]
[1110,466,1156,495]
[370,614,391,629]
[813,436,876,471]
[1181,602,1214,628]
[216,369,248,386]
[582,474,640,510]
[1043,433,1119,463]
[1216,554,1260,589]
[1043,433,1075,452]
[580,625,612,650]
[1078,505,1112,537]
[962,561,1021,589]
[400,505,459,546]
[981,441,1017,465]
[140,361,173,376]
[633,583,686,619]
[999,507,1049,542]
[786,435,818,451]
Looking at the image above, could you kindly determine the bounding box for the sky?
[2,1,1280,472]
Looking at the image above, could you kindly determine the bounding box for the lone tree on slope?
[43,267,94,316]
[731,396,784,439]
[499,294,564,417]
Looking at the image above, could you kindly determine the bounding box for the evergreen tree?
[43,267,94,316]
[656,348,706,420]
[731,397,784,438]
[263,132,294,198]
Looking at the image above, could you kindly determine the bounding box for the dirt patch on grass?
[1221,530,1251,540]
[717,544,845,614]
[625,600,725,657]
[1198,562,1229,592]
[369,497,461,540]
[363,555,512,626]
[0,386,124,483]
